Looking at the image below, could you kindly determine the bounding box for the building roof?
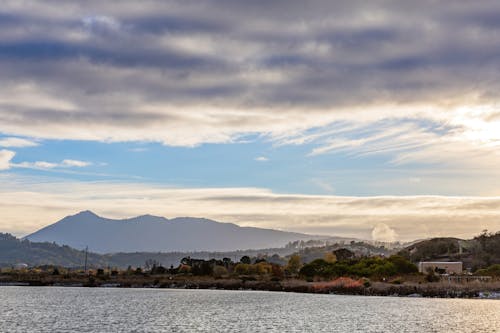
[419,261,462,264]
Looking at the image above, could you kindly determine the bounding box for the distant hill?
[0,233,110,268]
[0,233,294,268]
[399,237,465,261]
[398,231,500,270]
[24,211,325,253]
[291,241,394,264]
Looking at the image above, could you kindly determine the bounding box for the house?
[418,261,463,274]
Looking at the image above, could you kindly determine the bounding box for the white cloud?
[255,156,269,162]
[371,223,398,242]
[0,137,38,148]
[0,150,15,170]
[32,161,57,169]
[129,147,149,153]
[62,159,91,167]
[310,178,335,193]
[14,159,91,170]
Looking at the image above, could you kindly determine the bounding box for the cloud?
[1,175,499,239]
[255,156,269,162]
[0,1,500,170]
[0,137,38,148]
[310,178,335,193]
[409,177,421,183]
[82,15,121,33]
[14,159,91,170]
[2,1,500,243]
[371,223,398,242]
[129,147,149,153]
[0,149,15,170]
[61,159,91,167]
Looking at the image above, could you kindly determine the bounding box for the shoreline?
[1,277,499,299]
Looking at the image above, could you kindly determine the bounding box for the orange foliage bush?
[312,277,364,292]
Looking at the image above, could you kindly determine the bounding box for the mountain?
[24,211,325,253]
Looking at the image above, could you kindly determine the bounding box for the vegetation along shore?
[1,231,499,299]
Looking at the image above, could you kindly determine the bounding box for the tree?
[286,255,302,275]
[388,255,417,274]
[324,252,337,263]
[271,264,284,280]
[240,256,251,264]
[145,259,160,271]
[151,265,167,274]
[299,259,333,279]
[333,248,355,261]
[255,262,272,275]
[222,257,232,268]
[234,263,250,275]
[178,264,191,274]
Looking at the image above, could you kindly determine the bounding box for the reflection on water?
[0,287,499,332]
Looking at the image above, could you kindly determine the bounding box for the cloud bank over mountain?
[1,1,500,241]
[2,176,499,241]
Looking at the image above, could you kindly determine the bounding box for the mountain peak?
[74,210,99,218]
[136,214,163,219]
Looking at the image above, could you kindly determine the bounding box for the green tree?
[240,256,251,264]
[286,255,302,275]
[388,255,418,274]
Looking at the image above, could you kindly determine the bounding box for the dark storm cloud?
[1,0,500,146]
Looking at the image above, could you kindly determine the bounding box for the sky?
[1,1,500,241]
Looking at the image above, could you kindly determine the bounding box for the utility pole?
[84,246,88,273]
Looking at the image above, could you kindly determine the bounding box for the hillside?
[290,241,394,263]
[398,231,500,270]
[24,211,323,253]
[0,233,295,268]
[0,233,111,268]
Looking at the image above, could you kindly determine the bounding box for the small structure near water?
[418,261,463,274]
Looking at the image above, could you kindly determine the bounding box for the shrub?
[475,264,500,276]
[234,263,250,275]
[213,265,228,278]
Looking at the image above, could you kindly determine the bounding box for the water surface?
[1,287,499,332]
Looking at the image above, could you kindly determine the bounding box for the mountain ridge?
[24,211,327,253]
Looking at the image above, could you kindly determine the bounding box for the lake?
[0,287,499,332]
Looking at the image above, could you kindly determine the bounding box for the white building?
[418,261,463,274]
